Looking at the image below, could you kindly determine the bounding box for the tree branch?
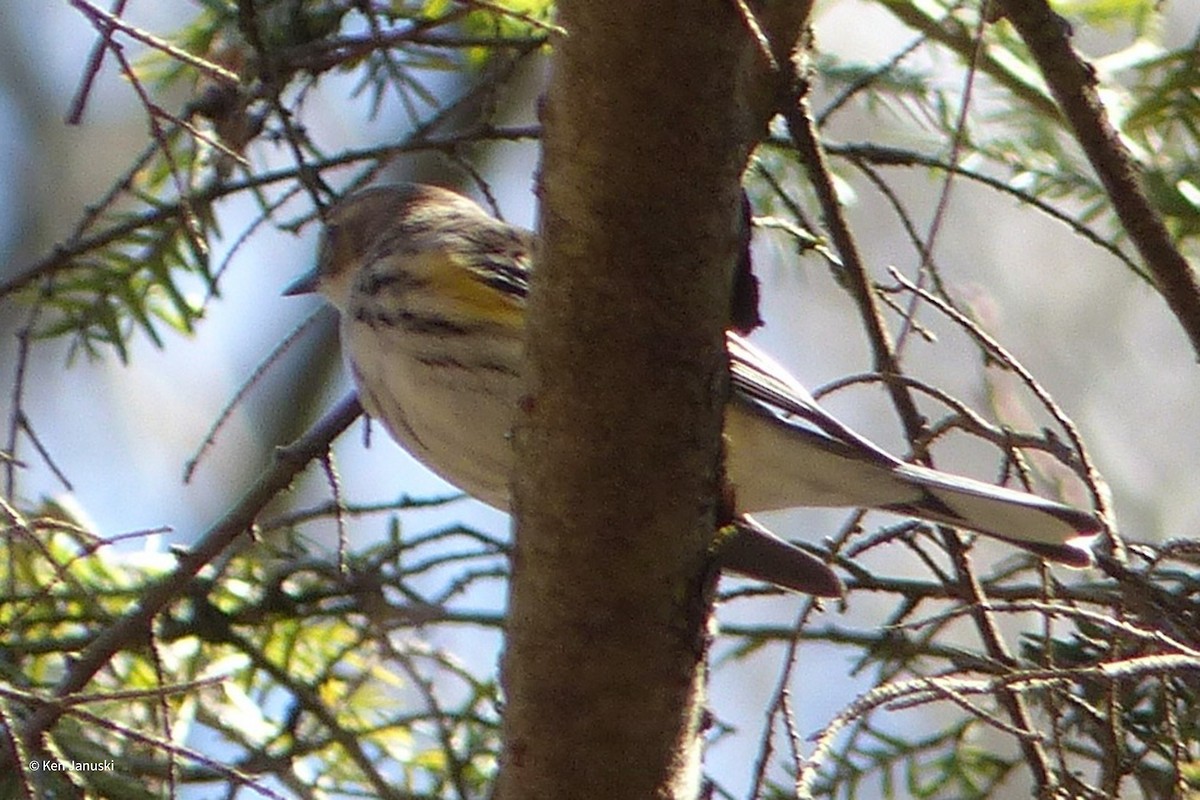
[999,0,1200,359]
[14,394,362,760]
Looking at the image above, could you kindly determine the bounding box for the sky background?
[2,1,1198,796]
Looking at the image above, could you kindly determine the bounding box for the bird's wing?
[726,332,1100,565]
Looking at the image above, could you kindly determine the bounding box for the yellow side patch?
[421,251,523,326]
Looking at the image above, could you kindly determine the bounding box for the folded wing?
[725,333,1100,566]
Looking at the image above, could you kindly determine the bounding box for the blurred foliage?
[1,0,1199,797]
[3,0,1195,358]
[1,505,507,798]
[2,0,551,364]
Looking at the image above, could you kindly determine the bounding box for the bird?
[285,182,1101,596]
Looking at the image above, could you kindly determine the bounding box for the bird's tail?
[718,516,843,596]
[887,463,1101,566]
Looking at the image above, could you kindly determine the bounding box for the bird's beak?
[283,268,320,296]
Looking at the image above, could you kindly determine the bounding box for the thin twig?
[183,308,328,483]
[15,393,362,756]
[65,0,128,124]
[999,0,1200,359]
[782,60,926,444]
[68,0,239,86]
[886,266,1117,548]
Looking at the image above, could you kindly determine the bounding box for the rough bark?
[501,1,812,798]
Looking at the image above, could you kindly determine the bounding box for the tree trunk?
[501,2,811,797]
